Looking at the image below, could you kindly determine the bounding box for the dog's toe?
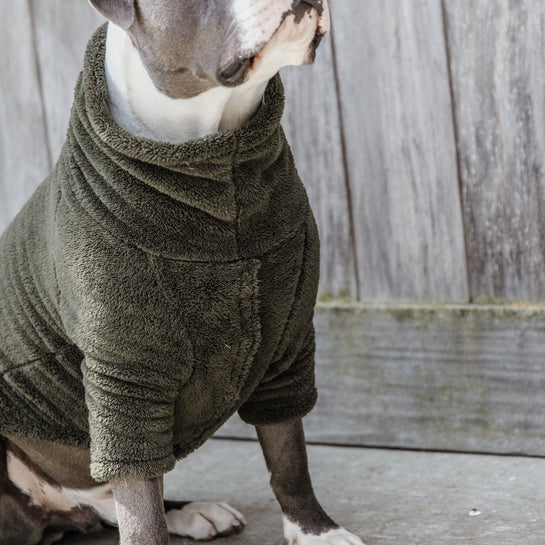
[165,501,246,540]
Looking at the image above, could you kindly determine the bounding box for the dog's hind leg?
[0,434,46,545]
[1,435,105,545]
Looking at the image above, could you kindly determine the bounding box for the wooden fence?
[2,0,545,456]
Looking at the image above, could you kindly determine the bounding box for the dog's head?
[89,0,330,99]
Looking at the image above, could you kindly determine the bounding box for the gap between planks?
[211,435,545,461]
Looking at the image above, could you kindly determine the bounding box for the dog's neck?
[104,23,268,143]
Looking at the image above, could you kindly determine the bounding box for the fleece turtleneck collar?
[61,24,310,261]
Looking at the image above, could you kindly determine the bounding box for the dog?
[0,1,365,544]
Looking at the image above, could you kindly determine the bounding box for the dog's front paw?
[284,518,366,545]
[165,501,246,540]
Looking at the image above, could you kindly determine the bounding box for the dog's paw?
[165,501,246,540]
[284,518,366,545]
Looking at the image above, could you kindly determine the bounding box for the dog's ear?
[88,0,135,29]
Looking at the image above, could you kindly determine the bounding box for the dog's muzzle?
[217,0,326,86]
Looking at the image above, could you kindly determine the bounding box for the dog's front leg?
[111,476,170,545]
[256,419,365,545]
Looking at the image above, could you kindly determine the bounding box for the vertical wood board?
[0,1,51,232]
[31,0,104,161]
[444,0,545,302]
[331,0,468,302]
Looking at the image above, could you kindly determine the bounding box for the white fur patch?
[105,23,265,141]
[61,484,118,525]
[104,0,329,143]
[249,10,319,83]
[232,0,330,55]
[231,0,296,53]
[166,501,246,540]
[283,516,366,545]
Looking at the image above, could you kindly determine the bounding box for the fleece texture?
[0,24,320,483]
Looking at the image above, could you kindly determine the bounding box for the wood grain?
[30,0,104,161]
[443,0,545,302]
[330,0,469,302]
[219,302,545,456]
[0,1,51,232]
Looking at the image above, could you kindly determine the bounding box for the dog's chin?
[302,30,324,65]
[217,5,328,88]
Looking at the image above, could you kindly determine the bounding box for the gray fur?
[89,0,320,98]
[88,0,134,29]
[111,477,169,545]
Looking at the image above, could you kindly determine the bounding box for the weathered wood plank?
[281,40,358,300]
[0,1,51,232]
[330,0,468,302]
[31,0,104,160]
[443,1,545,302]
[219,303,545,456]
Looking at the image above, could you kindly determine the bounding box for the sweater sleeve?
[56,226,190,482]
[238,213,321,426]
[82,353,178,482]
[237,323,317,425]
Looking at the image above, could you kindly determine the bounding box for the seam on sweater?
[270,222,310,365]
[19,221,65,345]
[65,149,303,263]
[230,262,261,386]
[0,346,10,365]
[258,325,315,389]
[146,252,174,308]
[146,224,307,264]
[147,254,261,394]
[232,134,242,261]
[65,119,307,263]
[1,355,50,374]
[235,269,245,386]
[2,347,83,377]
[4,234,50,352]
[52,160,64,327]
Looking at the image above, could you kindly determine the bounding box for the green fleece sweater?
[0,25,319,483]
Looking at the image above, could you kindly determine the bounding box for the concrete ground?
[61,438,545,545]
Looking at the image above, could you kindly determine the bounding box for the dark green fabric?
[0,24,319,483]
